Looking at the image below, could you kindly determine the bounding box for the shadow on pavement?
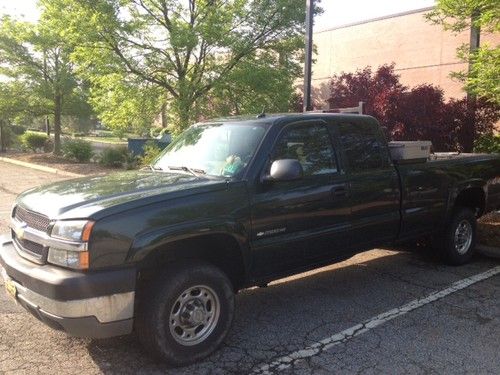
[84,249,497,375]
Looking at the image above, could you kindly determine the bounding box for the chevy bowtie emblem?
[14,222,27,240]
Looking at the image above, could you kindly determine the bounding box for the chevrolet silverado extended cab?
[1,113,499,365]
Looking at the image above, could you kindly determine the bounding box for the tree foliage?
[474,133,500,153]
[426,0,500,104]
[201,46,302,119]
[41,0,314,133]
[457,46,500,104]
[89,73,164,136]
[0,81,29,151]
[0,14,91,153]
[0,81,29,122]
[327,64,500,151]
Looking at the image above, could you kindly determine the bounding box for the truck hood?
[16,170,225,219]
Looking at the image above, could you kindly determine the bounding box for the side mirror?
[264,159,303,182]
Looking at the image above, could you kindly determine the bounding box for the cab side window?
[272,124,337,176]
[337,122,388,172]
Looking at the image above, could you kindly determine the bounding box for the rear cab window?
[336,121,390,172]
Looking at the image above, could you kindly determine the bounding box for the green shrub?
[123,151,138,170]
[20,131,49,152]
[62,139,93,162]
[139,141,162,167]
[99,146,129,168]
[474,134,500,154]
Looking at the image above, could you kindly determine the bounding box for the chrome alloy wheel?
[169,285,220,346]
[454,219,473,255]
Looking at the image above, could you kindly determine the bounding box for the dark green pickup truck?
[1,113,499,365]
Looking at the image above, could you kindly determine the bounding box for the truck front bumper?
[0,235,136,339]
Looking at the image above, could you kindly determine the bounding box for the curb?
[0,157,83,178]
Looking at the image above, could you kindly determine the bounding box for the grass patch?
[78,136,128,144]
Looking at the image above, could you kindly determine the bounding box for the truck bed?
[395,153,500,240]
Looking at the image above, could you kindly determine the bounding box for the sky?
[1,0,436,31]
[315,0,435,31]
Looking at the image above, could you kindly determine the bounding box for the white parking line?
[253,266,500,374]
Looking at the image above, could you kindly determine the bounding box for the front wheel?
[136,261,235,366]
[439,207,477,265]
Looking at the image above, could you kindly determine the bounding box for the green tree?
[89,73,164,136]
[0,14,88,153]
[41,0,314,133]
[0,81,28,151]
[201,38,303,117]
[426,0,500,104]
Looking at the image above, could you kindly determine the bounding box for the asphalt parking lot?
[0,160,499,374]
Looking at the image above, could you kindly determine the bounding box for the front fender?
[127,218,249,264]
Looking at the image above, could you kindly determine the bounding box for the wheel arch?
[449,182,487,217]
[131,227,250,292]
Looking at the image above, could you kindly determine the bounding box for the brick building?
[312,7,499,109]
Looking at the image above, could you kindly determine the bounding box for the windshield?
[154,123,267,178]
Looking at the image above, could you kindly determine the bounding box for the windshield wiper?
[149,165,163,171]
[167,165,206,176]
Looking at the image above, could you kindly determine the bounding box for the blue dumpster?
[127,137,170,157]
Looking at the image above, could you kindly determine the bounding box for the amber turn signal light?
[82,221,95,242]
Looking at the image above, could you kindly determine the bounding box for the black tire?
[439,207,477,265]
[136,260,234,366]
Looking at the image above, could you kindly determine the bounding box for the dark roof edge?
[315,6,435,34]
[205,112,373,124]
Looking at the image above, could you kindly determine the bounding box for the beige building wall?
[312,7,500,108]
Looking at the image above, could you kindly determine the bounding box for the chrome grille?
[13,206,51,232]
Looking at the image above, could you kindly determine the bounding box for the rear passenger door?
[335,121,400,249]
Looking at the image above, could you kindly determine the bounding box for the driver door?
[249,121,351,279]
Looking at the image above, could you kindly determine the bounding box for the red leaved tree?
[327,64,499,151]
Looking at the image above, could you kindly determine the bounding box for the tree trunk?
[178,110,190,134]
[53,94,62,155]
[176,96,192,134]
[160,101,168,128]
[228,88,240,115]
[0,119,5,153]
[46,116,51,137]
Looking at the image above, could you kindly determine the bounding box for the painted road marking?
[253,266,500,374]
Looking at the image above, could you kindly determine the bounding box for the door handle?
[331,186,348,199]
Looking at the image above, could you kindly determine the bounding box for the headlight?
[49,220,94,269]
[50,220,94,242]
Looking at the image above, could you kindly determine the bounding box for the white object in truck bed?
[389,141,432,161]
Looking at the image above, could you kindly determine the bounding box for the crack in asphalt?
[251,266,500,375]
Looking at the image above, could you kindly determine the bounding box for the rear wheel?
[439,207,477,265]
[136,261,234,366]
